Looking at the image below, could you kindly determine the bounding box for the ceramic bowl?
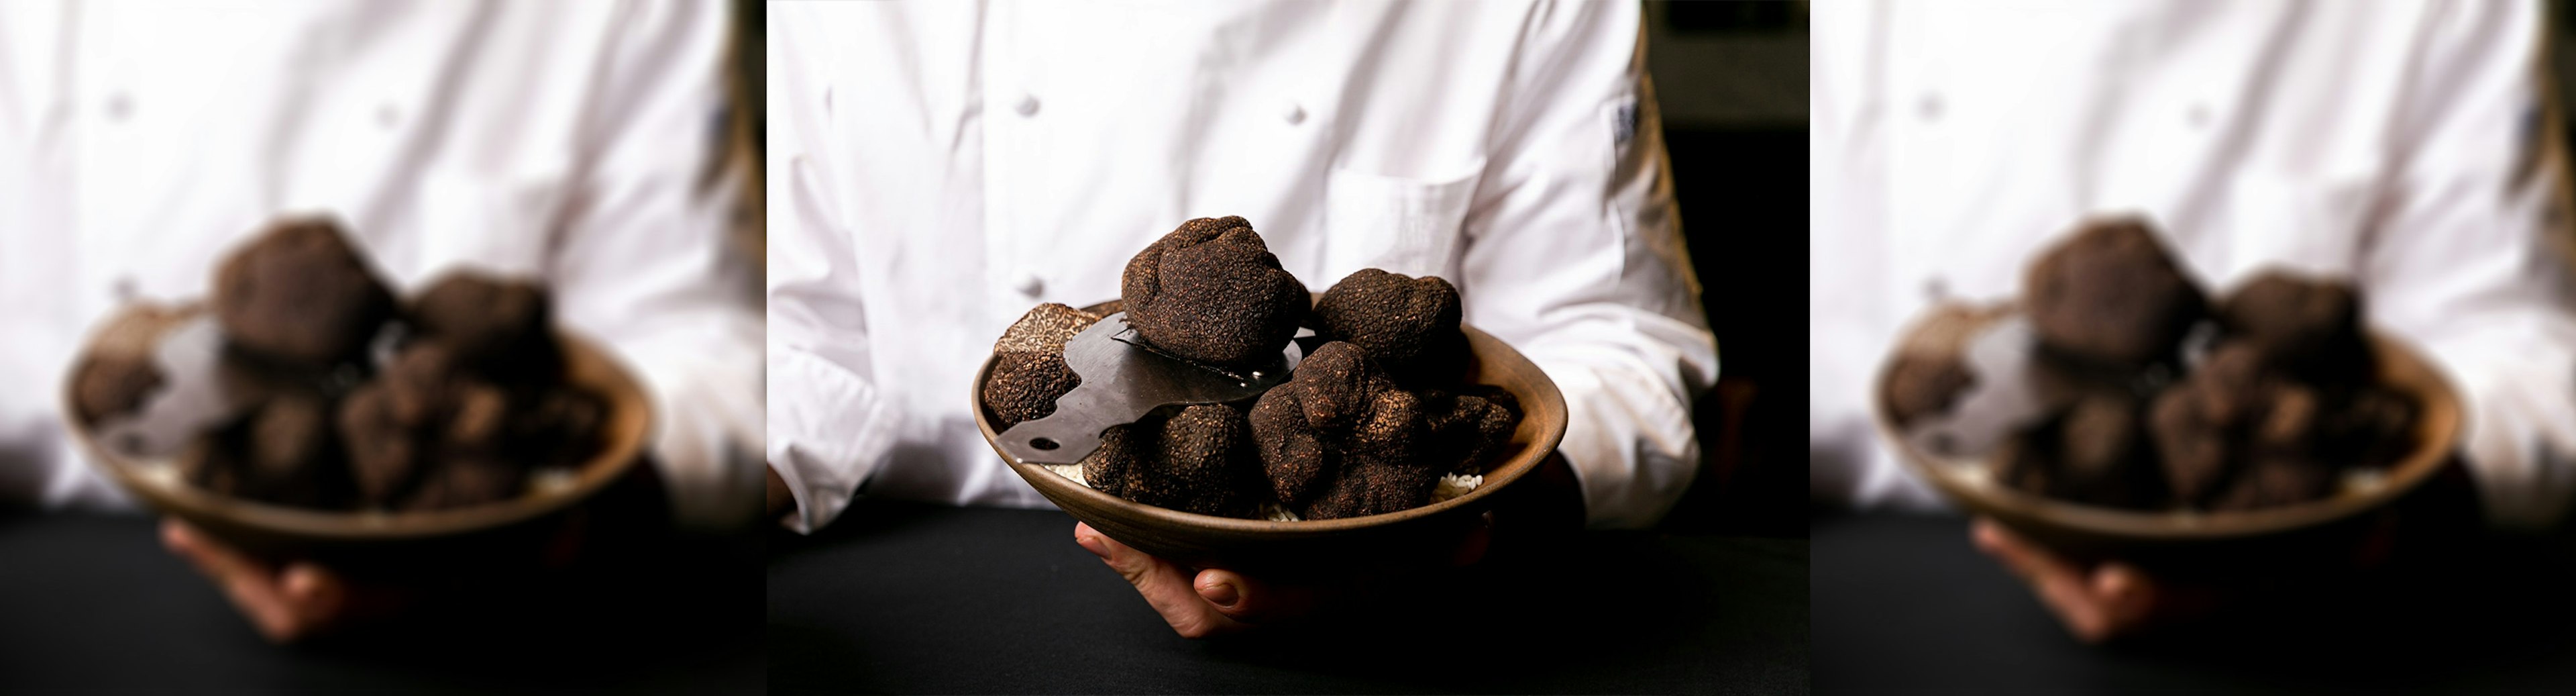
[1874,309,2461,568]
[975,305,1567,570]
[65,305,655,564]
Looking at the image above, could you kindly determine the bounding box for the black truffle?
[2217,271,2371,384]
[2209,458,2335,511]
[2322,387,2417,469]
[513,388,608,467]
[1247,342,1443,519]
[2025,218,2206,368]
[232,393,348,508]
[1312,268,1467,383]
[2047,390,2164,509]
[338,380,423,505]
[400,456,528,511]
[1120,216,1308,370]
[1426,386,1521,475]
[212,218,395,366]
[1083,405,1261,517]
[411,272,564,385]
[2145,342,2331,508]
[70,305,189,426]
[1881,304,1998,427]
[335,341,537,509]
[73,357,164,428]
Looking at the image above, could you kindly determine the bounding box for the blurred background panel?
[1647,0,1807,538]
[733,0,763,263]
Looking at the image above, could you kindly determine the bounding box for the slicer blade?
[996,312,1291,464]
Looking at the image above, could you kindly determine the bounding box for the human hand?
[1073,515,1493,639]
[160,519,408,643]
[1970,518,2218,643]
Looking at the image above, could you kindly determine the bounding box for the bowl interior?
[975,319,1568,565]
[1875,323,2461,552]
[66,316,655,553]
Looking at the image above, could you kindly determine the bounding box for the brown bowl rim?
[975,321,1569,534]
[1874,324,2462,542]
[64,319,655,543]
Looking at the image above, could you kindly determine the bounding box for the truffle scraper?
[91,315,253,460]
[998,312,1293,464]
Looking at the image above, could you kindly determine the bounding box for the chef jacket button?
[2187,103,2211,130]
[376,101,402,130]
[112,275,138,302]
[1922,276,1949,302]
[1283,101,1305,125]
[1916,93,1942,121]
[1015,274,1045,297]
[105,93,133,121]
[1015,93,1040,117]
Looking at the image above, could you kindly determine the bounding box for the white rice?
[1042,462,1485,521]
[1429,473,1484,503]
[1041,463,1086,487]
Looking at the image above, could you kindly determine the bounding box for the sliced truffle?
[1312,268,1467,383]
[2024,218,2206,368]
[982,304,1102,428]
[212,218,395,366]
[411,273,564,385]
[1120,216,1308,370]
[994,303,1099,355]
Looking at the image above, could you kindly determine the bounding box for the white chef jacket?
[1811,0,2576,529]
[767,0,1717,533]
[0,1,767,530]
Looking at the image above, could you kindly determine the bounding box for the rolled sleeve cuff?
[766,346,901,534]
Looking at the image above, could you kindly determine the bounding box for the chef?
[767,0,1717,637]
[1810,0,2576,641]
[0,1,763,640]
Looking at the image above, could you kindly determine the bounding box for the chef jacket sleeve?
[1458,1,1720,530]
[2359,0,2576,530]
[760,9,900,534]
[542,0,767,532]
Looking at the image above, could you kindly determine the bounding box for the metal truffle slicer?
[996,312,1305,464]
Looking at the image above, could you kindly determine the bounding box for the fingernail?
[1199,581,1240,608]
[1074,532,1108,559]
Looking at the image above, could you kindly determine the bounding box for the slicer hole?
[1030,438,1060,450]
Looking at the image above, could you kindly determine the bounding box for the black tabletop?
[767,500,1809,695]
[0,511,763,695]
[1815,512,2576,695]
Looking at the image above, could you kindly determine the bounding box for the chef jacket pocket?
[2218,173,2374,289]
[411,168,568,285]
[1322,163,1485,282]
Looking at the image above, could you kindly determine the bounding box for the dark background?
[1649,1,1808,539]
